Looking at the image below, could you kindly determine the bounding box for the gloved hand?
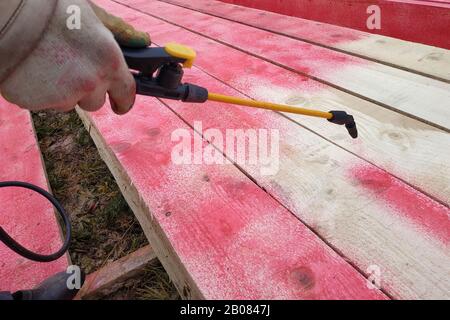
[89,1,150,48]
[0,0,150,114]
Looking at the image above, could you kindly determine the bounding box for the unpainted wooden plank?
[218,0,450,49]
[76,100,386,300]
[77,245,157,299]
[160,0,450,82]
[0,99,69,292]
[95,0,450,299]
[122,0,450,131]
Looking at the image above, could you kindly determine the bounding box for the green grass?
[32,110,179,300]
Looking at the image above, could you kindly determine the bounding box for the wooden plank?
[76,101,386,300]
[125,0,450,205]
[77,245,157,299]
[95,0,450,299]
[160,0,450,82]
[101,1,450,210]
[219,0,450,49]
[165,67,450,300]
[0,99,69,292]
[123,0,450,131]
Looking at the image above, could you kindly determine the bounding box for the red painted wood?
[83,94,386,299]
[424,0,450,3]
[92,1,388,301]
[129,0,364,77]
[123,0,450,130]
[95,0,449,298]
[118,0,450,157]
[103,0,450,250]
[162,0,365,46]
[350,165,449,244]
[159,0,449,83]
[219,0,450,49]
[169,68,450,251]
[0,100,68,292]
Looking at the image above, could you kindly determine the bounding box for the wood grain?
[101,1,450,207]
[96,0,449,299]
[218,0,450,49]
[78,245,157,299]
[122,0,450,131]
[77,101,384,299]
[158,66,450,300]
[160,0,450,82]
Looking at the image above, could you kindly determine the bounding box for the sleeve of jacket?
[0,0,58,83]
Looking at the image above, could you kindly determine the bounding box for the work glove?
[0,0,150,114]
[89,1,151,48]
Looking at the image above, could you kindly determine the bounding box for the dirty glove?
[0,0,150,114]
[89,1,150,48]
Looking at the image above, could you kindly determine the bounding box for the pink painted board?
[161,0,366,46]
[219,0,450,49]
[158,0,450,81]
[119,0,450,131]
[96,0,450,247]
[82,95,386,299]
[104,0,450,204]
[95,0,450,299]
[0,99,68,292]
[167,69,450,248]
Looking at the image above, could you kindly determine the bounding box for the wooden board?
[123,0,450,132]
[160,0,450,82]
[103,1,450,209]
[165,68,450,300]
[219,0,450,49]
[77,100,386,299]
[78,245,157,299]
[0,99,69,292]
[95,0,450,299]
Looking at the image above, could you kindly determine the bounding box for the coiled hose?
[0,181,71,262]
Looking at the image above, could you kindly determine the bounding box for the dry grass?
[104,262,180,300]
[32,110,179,300]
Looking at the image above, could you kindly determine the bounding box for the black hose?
[0,181,71,262]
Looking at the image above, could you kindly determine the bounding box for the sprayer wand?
[207,93,357,138]
[122,43,358,139]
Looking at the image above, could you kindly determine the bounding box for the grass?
[105,262,179,300]
[32,110,179,300]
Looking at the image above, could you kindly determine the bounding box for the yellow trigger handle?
[164,42,196,68]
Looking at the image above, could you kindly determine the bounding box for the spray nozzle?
[327,111,358,139]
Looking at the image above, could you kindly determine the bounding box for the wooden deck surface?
[219,0,450,49]
[81,0,450,299]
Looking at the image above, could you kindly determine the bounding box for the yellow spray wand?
[207,92,357,138]
[123,43,358,139]
[207,92,332,119]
